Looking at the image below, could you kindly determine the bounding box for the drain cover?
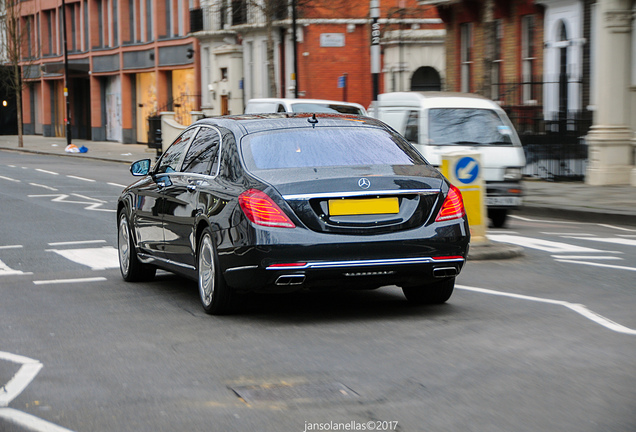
[230,381,358,404]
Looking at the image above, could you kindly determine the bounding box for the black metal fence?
[491,79,593,181]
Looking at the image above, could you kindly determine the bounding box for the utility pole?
[61,0,71,145]
[370,0,380,117]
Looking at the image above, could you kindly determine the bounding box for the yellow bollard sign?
[441,153,487,242]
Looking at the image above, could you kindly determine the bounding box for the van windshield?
[428,108,514,146]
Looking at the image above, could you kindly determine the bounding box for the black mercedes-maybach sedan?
[117,114,470,314]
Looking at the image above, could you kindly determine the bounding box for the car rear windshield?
[241,126,425,171]
[428,108,515,146]
[291,103,363,115]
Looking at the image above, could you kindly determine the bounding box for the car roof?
[193,113,386,136]
[246,98,367,111]
[377,91,502,110]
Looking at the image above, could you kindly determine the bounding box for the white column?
[585,0,634,185]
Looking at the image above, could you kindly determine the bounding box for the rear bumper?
[223,251,467,292]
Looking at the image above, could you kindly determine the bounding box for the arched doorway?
[410,67,441,91]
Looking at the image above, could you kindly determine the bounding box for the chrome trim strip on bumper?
[282,189,440,200]
[266,256,465,271]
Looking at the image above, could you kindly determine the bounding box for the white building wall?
[542,0,584,118]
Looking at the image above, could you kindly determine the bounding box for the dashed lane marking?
[66,175,95,183]
[0,175,20,182]
[48,240,107,247]
[108,182,126,188]
[457,285,636,335]
[0,245,23,250]
[29,183,59,191]
[34,169,59,176]
[33,277,107,285]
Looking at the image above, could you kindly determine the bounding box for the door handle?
[187,184,197,192]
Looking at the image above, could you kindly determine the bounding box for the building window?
[491,19,503,101]
[521,14,536,104]
[232,0,247,25]
[460,22,473,93]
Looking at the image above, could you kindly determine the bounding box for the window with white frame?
[460,22,473,93]
[521,14,536,103]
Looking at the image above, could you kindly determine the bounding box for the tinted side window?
[181,127,220,175]
[156,128,197,174]
[404,110,419,142]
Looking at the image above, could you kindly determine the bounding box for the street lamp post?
[61,0,71,145]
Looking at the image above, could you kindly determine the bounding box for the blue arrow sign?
[455,156,479,184]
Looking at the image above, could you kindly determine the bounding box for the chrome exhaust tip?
[275,274,306,286]
[432,267,458,278]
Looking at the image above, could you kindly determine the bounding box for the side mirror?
[130,159,151,176]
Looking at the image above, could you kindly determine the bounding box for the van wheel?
[489,209,508,228]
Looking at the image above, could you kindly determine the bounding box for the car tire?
[489,209,508,228]
[197,228,235,315]
[402,277,455,305]
[118,210,156,282]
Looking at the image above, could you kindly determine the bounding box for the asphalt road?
[1,151,634,432]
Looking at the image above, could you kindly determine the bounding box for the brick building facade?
[18,0,200,144]
[192,0,444,116]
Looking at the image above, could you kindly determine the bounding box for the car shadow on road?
[145,271,462,324]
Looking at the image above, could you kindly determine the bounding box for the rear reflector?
[267,262,307,269]
[239,189,295,228]
[435,185,466,222]
[432,256,464,261]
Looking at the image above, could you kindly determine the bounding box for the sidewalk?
[1,134,635,259]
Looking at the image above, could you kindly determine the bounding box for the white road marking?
[562,236,636,247]
[487,234,619,254]
[33,277,107,285]
[0,245,22,250]
[0,351,43,407]
[66,175,95,182]
[509,215,582,224]
[554,259,636,272]
[551,255,622,260]
[48,240,107,246]
[0,175,20,182]
[46,246,119,270]
[28,194,115,212]
[0,258,31,276]
[457,285,636,335]
[29,183,59,191]
[598,224,636,232]
[541,232,596,236]
[0,408,76,432]
[35,169,59,175]
[72,193,106,203]
[108,182,126,188]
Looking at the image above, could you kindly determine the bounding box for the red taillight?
[238,189,295,228]
[435,185,466,222]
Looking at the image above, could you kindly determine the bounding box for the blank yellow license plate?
[328,197,399,216]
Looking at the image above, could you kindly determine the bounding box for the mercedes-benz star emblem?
[358,178,371,189]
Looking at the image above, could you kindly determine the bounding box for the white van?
[373,92,526,228]
[244,98,368,116]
